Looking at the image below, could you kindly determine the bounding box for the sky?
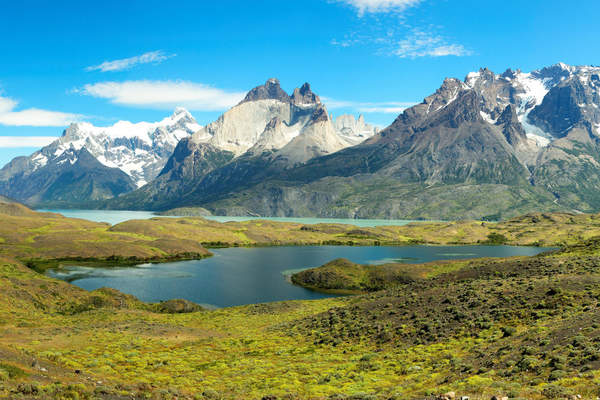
[1,0,599,167]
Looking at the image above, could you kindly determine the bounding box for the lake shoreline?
[44,245,555,308]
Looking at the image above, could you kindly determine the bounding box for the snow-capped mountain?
[0,108,200,206]
[107,63,600,220]
[104,79,379,210]
[35,107,200,187]
[464,63,600,146]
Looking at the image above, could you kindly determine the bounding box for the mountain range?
[0,108,200,206]
[0,79,377,209]
[3,63,600,220]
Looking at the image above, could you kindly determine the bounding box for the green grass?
[4,208,600,398]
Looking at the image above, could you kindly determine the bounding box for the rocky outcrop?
[291,82,320,105]
[240,78,291,104]
[333,114,379,145]
[496,104,527,145]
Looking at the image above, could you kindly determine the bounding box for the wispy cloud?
[0,95,81,127]
[78,80,246,111]
[323,97,416,114]
[86,50,175,72]
[0,136,58,148]
[336,0,421,15]
[330,1,473,59]
[393,30,472,58]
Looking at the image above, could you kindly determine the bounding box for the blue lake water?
[47,245,553,308]
[36,209,432,227]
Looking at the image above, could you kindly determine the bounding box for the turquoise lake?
[36,209,432,227]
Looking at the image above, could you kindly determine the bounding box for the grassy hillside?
[4,209,600,398]
[110,211,600,248]
[0,211,210,270]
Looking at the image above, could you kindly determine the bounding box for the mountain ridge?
[5,63,600,220]
[104,63,600,220]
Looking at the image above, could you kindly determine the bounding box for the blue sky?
[1,0,599,166]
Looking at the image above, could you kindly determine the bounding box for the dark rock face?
[240,78,291,104]
[103,138,235,210]
[158,138,234,182]
[291,82,320,105]
[310,104,329,123]
[496,104,527,145]
[532,63,573,86]
[529,82,585,138]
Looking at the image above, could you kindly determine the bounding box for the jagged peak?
[310,104,329,123]
[438,77,467,92]
[554,62,572,71]
[60,122,88,140]
[496,104,519,125]
[240,78,291,104]
[501,68,520,79]
[172,106,193,118]
[291,82,321,106]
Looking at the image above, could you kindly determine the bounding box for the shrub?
[548,370,566,381]
[0,363,26,378]
[501,326,516,337]
[542,384,570,398]
[486,233,509,244]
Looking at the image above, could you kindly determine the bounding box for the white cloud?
[0,136,58,148]
[86,50,174,72]
[0,95,81,127]
[323,97,416,114]
[394,30,472,58]
[337,0,421,15]
[78,80,246,111]
[0,97,17,113]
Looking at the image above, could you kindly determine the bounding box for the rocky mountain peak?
[434,89,483,128]
[291,82,320,105]
[479,67,496,80]
[240,78,291,104]
[310,104,329,123]
[532,63,573,85]
[171,107,194,121]
[496,104,519,126]
[501,68,520,80]
[496,104,527,145]
[60,122,89,141]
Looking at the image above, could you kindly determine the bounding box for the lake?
[47,245,553,308]
[36,209,433,227]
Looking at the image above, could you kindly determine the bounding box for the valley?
[1,202,600,398]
